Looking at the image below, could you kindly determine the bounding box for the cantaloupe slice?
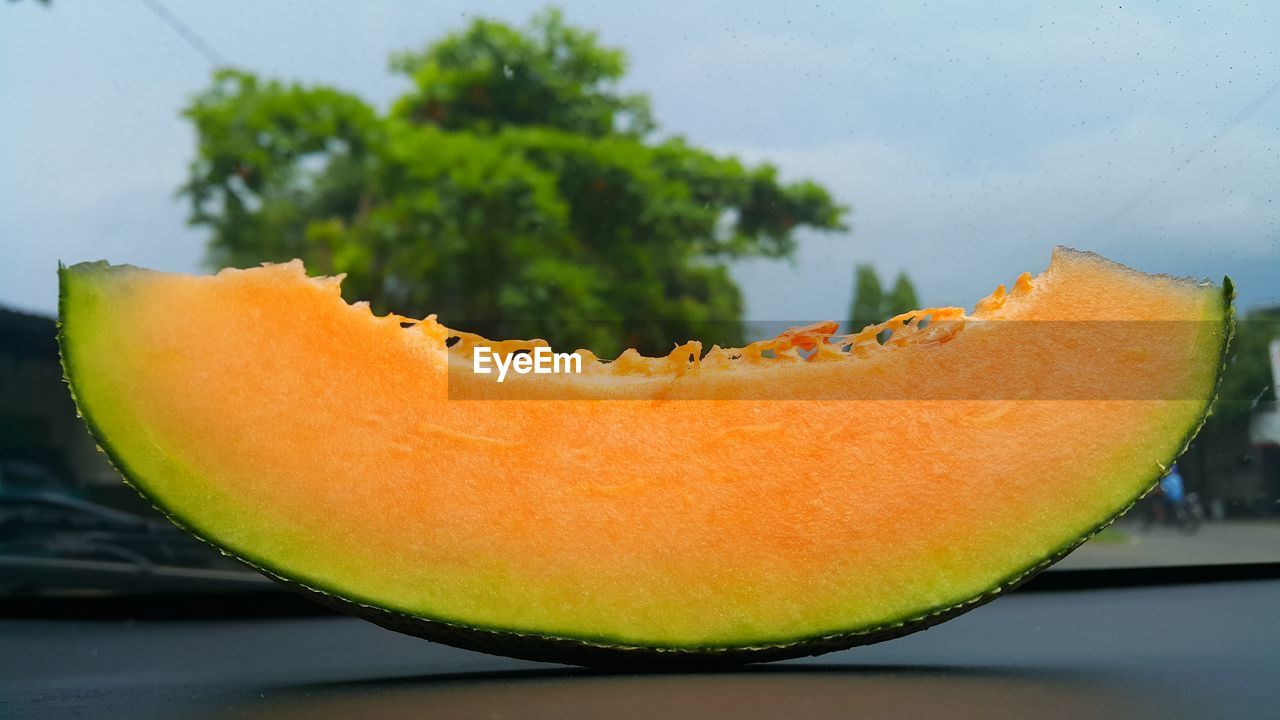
[58,248,1231,666]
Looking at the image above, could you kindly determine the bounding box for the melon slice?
[58,248,1231,666]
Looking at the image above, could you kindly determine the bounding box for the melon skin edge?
[55,263,1235,668]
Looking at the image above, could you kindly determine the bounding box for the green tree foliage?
[388,10,653,138]
[848,265,883,331]
[848,265,919,331]
[181,9,847,356]
[1180,307,1279,492]
[885,272,920,319]
[1206,308,1280,431]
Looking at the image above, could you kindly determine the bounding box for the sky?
[2,0,1278,322]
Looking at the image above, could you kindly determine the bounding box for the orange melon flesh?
[58,248,1229,653]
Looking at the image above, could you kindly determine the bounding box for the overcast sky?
[2,0,1278,322]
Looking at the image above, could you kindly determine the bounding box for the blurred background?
[2,0,1279,595]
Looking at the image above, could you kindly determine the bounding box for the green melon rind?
[56,263,1234,668]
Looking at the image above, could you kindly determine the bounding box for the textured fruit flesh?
[59,249,1228,647]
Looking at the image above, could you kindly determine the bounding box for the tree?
[1176,308,1280,503]
[1206,309,1280,431]
[181,9,847,356]
[848,265,883,331]
[848,265,919,331]
[885,272,920,319]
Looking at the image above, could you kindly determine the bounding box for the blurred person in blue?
[1160,464,1186,510]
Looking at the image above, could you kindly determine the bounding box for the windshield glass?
[2,1,1278,597]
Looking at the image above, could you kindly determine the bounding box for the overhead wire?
[135,0,227,68]
[1069,75,1280,243]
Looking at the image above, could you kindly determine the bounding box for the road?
[1059,519,1280,569]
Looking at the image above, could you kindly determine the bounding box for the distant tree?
[885,271,920,319]
[848,265,918,331]
[181,8,847,356]
[848,265,884,331]
[1176,307,1280,502]
[1206,308,1280,431]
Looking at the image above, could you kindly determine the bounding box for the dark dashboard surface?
[3,579,1278,719]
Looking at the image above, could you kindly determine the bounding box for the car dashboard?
[3,576,1277,719]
